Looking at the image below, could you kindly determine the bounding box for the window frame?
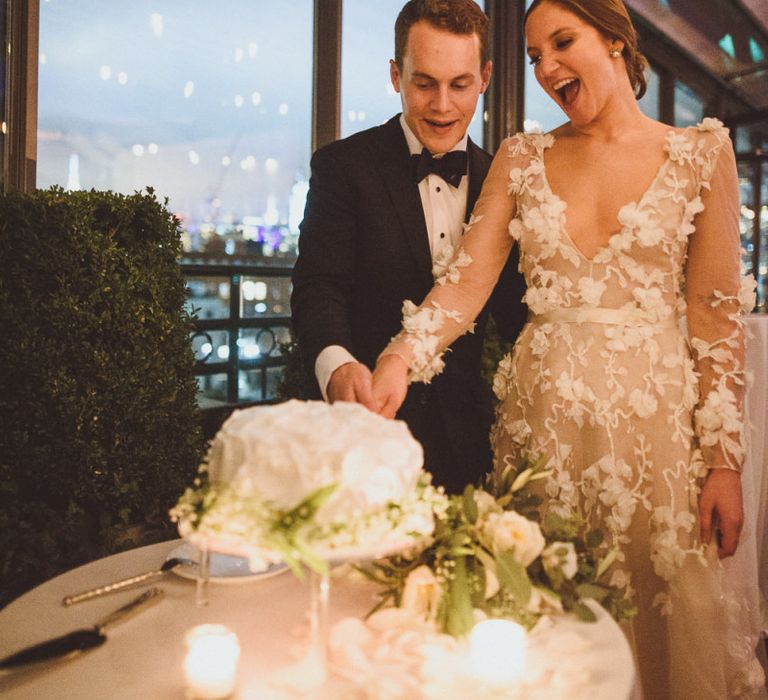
[2,0,38,192]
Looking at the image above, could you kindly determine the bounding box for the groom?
[291,0,526,493]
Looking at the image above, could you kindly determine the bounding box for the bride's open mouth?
[553,78,580,108]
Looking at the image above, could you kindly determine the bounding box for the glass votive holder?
[184,624,241,699]
[469,619,528,686]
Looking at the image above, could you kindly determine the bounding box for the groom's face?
[391,21,491,155]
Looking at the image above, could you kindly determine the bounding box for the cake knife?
[62,556,194,606]
[0,587,164,670]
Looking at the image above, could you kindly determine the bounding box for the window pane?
[0,0,6,185]
[241,276,292,318]
[197,374,228,405]
[185,277,231,319]
[341,1,485,145]
[638,64,660,120]
[738,161,756,277]
[760,162,768,311]
[37,1,312,261]
[673,80,704,127]
[524,62,565,134]
[734,121,768,155]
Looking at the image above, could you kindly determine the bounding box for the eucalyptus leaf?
[463,485,478,524]
[576,583,610,602]
[510,468,533,492]
[573,601,598,623]
[596,548,619,579]
[443,556,474,637]
[495,552,532,604]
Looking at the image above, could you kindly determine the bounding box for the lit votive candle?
[469,619,528,685]
[184,624,240,699]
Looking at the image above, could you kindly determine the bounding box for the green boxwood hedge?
[0,187,205,607]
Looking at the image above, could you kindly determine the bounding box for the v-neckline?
[539,129,677,263]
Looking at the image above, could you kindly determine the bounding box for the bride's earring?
[609,48,622,58]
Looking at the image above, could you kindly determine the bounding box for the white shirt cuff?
[315,345,358,401]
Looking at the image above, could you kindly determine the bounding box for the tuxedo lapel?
[369,117,432,278]
[465,138,491,222]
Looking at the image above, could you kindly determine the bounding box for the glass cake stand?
[192,536,426,686]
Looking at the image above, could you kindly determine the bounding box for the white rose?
[483,511,545,566]
[473,489,500,519]
[542,541,578,580]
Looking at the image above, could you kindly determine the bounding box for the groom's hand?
[327,362,377,412]
[372,354,408,419]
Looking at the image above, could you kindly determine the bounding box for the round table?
[0,540,636,699]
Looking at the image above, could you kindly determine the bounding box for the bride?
[371,0,767,697]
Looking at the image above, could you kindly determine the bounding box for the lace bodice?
[381,119,768,697]
[383,119,754,473]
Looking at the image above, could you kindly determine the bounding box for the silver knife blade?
[0,588,164,670]
[95,587,164,631]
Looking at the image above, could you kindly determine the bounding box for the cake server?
[0,587,163,670]
[62,556,194,606]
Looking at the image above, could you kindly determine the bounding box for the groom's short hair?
[394,0,489,70]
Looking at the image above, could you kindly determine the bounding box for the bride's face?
[525,1,623,127]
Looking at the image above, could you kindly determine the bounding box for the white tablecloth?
[0,540,636,699]
[745,315,768,613]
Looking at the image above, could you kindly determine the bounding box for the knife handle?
[62,569,162,606]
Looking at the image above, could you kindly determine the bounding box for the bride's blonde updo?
[524,0,649,99]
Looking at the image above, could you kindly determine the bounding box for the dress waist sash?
[530,307,678,328]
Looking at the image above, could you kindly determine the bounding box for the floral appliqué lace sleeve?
[379,136,526,383]
[685,122,754,472]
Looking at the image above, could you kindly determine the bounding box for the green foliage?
[0,187,205,607]
[360,461,637,636]
[481,315,511,390]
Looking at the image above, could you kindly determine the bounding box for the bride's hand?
[699,468,743,559]
[372,354,409,419]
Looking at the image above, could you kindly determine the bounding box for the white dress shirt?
[315,116,470,399]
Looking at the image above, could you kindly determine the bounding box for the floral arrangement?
[170,401,441,575]
[360,457,636,635]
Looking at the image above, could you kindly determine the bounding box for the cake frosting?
[206,399,423,516]
[173,400,437,565]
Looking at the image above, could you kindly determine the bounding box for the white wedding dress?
[382,120,767,699]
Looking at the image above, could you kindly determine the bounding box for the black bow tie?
[411,148,467,188]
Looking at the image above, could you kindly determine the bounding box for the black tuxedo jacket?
[291,116,527,492]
